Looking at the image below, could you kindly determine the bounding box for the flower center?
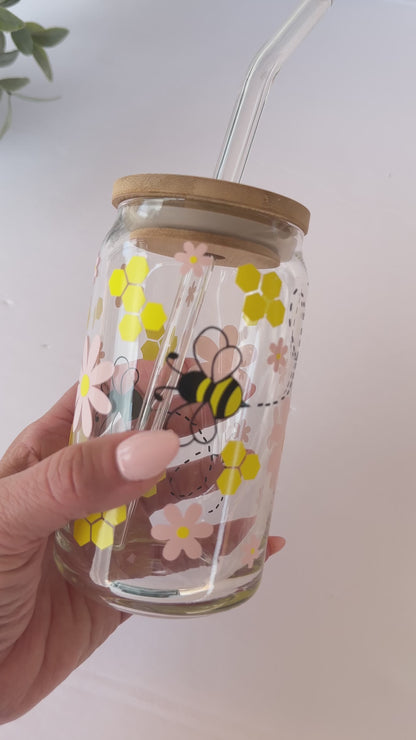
[250,547,256,555]
[176,526,190,539]
[80,374,90,397]
[189,256,198,264]
[275,353,281,361]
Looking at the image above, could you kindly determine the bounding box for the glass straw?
[143,0,334,430]
[214,0,334,183]
[136,258,214,434]
[136,0,334,438]
[142,0,335,436]
[113,263,214,550]
[100,0,333,570]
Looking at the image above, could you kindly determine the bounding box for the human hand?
[0,386,285,724]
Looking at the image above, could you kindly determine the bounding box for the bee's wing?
[112,356,139,395]
[165,400,217,446]
[190,403,218,445]
[212,346,243,382]
[193,326,229,374]
[164,400,198,441]
[120,365,139,395]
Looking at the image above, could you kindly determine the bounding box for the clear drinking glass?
[54,174,309,616]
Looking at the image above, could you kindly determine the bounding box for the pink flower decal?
[174,241,211,277]
[233,419,251,444]
[186,281,197,306]
[267,338,288,374]
[266,396,291,490]
[241,534,261,569]
[73,335,114,438]
[151,502,213,561]
[193,324,257,399]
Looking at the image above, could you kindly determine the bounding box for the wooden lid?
[112,174,310,235]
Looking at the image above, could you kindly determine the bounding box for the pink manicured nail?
[116,430,179,481]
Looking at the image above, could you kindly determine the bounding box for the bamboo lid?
[112,174,310,235]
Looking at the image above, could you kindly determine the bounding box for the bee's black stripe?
[201,379,215,405]
[209,377,237,418]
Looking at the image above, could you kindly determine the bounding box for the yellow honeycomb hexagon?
[143,483,158,498]
[236,263,261,293]
[142,339,159,361]
[221,440,246,468]
[240,453,261,480]
[261,272,282,299]
[94,297,103,322]
[73,508,127,549]
[73,519,91,546]
[125,255,149,283]
[86,512,102,524]
[146,326,165,341]
[103,506,127,526]
[168,332,178,354]
[119,314,142,341]
[122,284,145,313]
[217,468,242,495]
[266,299,285,327]
[109,268,127,297]
[141,302,167,332]
[91,519,115,549]
[243,293,266,325]
[143,471,166,498]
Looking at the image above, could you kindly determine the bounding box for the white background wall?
[1,0,416,738]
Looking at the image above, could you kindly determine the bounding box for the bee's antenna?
[165,352,182,374]
[154,385,178,401]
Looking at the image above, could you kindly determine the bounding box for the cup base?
[54,546,261,618]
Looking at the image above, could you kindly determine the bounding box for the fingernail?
[116,430,179,481]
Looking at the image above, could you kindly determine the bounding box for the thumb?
[0,430,179,547]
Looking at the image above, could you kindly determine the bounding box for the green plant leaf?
[0,6,23,31]
[13,90,61,103]
[0,31,5,53]
[13,92,60,102]
[25,22,44,35]
[31,27,69,48]
[32,43,52,81]
[0,1,22,8]
[0,75,29,92]
[0,89,12,138]
[11,25,33,54]
[0,49,18,66]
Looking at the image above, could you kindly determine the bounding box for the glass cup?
[54,174,309,616]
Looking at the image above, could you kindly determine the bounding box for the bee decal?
[155,326,247,445]
[97,356,143,434]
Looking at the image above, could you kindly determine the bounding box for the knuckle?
[0,425,41,479]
